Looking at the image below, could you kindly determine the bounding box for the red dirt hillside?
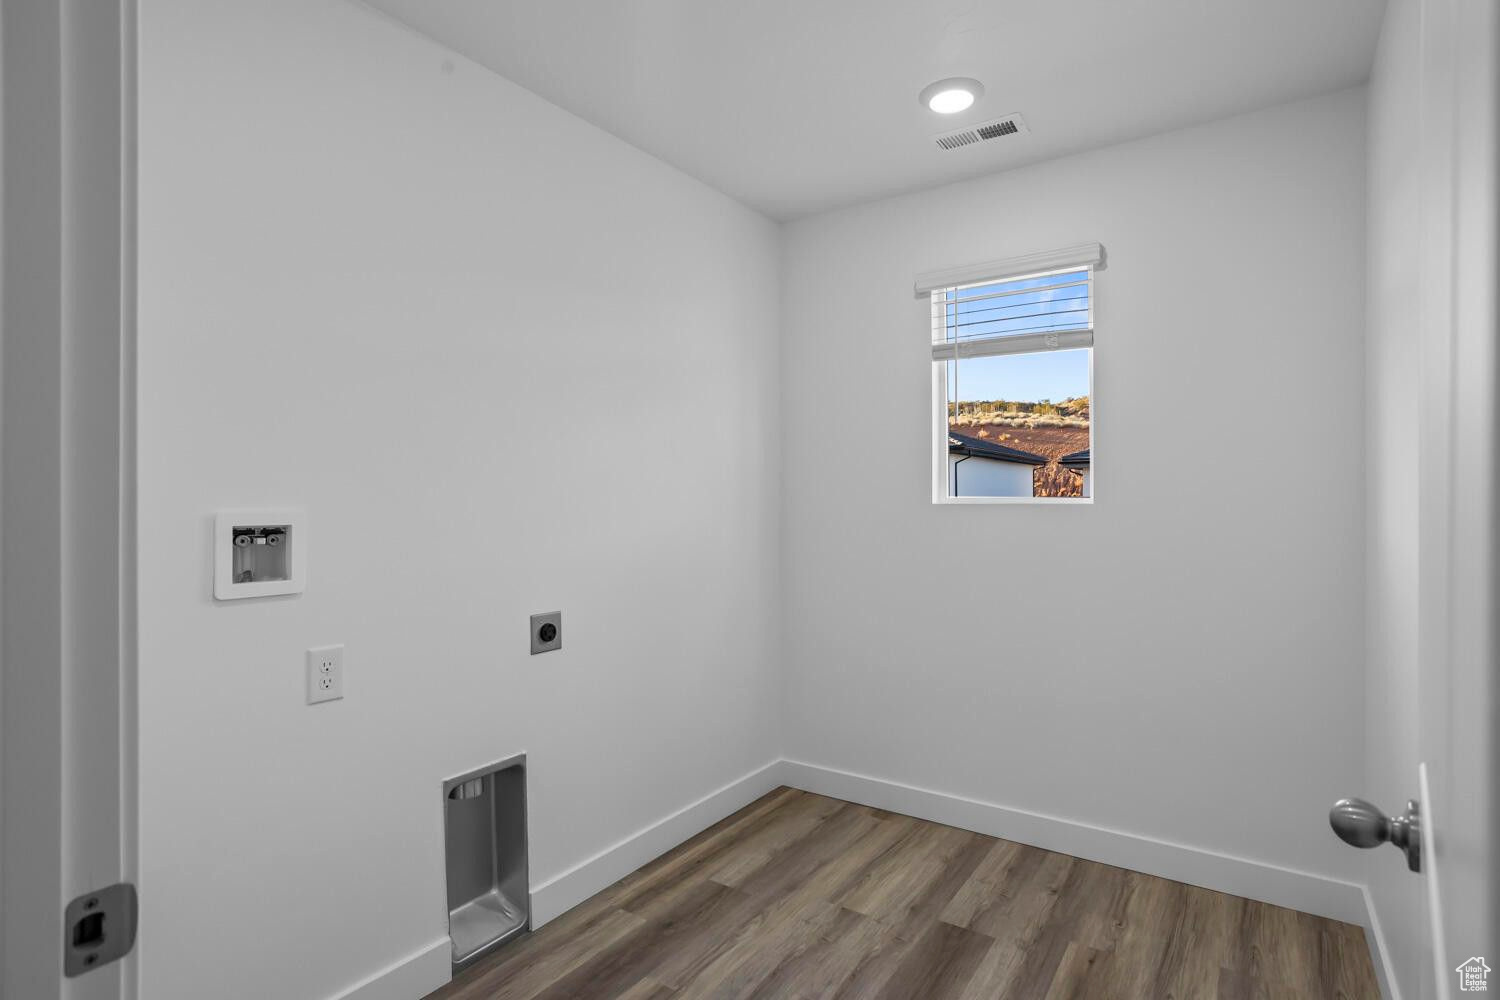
[949,411,1089,498]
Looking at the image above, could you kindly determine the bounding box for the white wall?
[948,454,1035,498]
[780,89,1368,885]
[135,2,781,998]
[1363,0,1423,993]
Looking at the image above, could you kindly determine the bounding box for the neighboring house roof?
[947,432,1048,466]
[1059,448,1091,468]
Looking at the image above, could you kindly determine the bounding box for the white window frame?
[918,243,1102,505]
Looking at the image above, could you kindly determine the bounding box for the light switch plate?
[306,645,344,704]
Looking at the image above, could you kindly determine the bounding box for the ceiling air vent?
[933,113,1029,151]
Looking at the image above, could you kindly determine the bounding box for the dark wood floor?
[428,787,1380,1000]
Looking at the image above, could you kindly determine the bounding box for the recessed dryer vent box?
[444,754,529,968]
[213,508,307,600]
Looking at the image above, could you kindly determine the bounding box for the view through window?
[932,265,1094,501]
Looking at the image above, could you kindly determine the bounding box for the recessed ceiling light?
[919,77,983,114]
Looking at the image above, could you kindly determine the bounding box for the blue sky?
[947,349,1089,405]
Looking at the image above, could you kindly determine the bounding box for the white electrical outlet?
[306,644,344,705]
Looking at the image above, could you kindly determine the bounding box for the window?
[920,244,1100,503]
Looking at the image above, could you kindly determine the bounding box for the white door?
[1,2,136,998]
[1343,2,1496,998]
[1414,0,1495,996]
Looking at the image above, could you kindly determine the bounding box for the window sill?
[933,496,1093,505]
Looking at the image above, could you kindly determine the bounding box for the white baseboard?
[528,759,786,926]
[332,937,450,1000]
[780,759,1370,926]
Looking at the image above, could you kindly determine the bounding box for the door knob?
[1329,797,1421,872]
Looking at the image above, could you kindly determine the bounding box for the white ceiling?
[364,0,1387,220]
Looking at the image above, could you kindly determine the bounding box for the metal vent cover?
[933,114,1029,151]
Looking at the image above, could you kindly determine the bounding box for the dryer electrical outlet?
[530,612,561,654]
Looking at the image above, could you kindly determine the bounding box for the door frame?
[1,1,138,997]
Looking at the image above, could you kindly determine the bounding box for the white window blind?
[922,243,1101,361]
[914,242,1103,297]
